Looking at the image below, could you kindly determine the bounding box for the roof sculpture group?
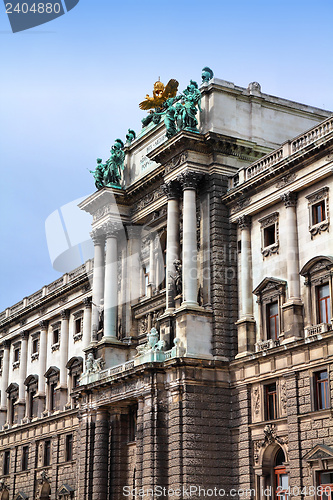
[90,67,214,191]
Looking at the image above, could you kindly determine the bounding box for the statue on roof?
[180,80,202,132]
[90,139,125,190]
[139,78,179,128]
[126,129,136,145]
[202,67,214,83]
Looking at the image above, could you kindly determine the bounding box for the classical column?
[104,222,120,339]
[38,321,48,396]
[18,331,28,402]
[125,226,142,335]
[238,215,253,317]
[0,341,10,426]
[92,410,109,500]
[149,234,155,290]
[236,216,255,357]
[162,181,180,311]
[179,172,201,307]
[281,192,300,299]
[82,298,92,349]
[59,310,69,388]
[91,231,105,341]
[280,192,303,340]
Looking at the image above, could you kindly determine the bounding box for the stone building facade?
[0,74,332,500]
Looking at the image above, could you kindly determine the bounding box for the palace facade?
[0,74,333,500]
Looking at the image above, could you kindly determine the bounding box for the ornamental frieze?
[164,151,188,173]
[135,186,165,212]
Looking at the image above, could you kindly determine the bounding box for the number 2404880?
[5,3,61,14]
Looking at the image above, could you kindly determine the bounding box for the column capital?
[102,220,123,238]
[61,309,70,320]
[1,340,10,350]
[237,215,252,230]
[281,191,297,208]
[177,170,203,190]
[20,330,29,340]
[83,297,92,308]
[162,181,180,200]
[39,320,48,330]
[90,228,106,246]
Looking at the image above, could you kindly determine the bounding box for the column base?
[175,306,213,357]
[96,337,131,368]
[0,408,7,428]
[236,317,256,355]
[282,299,304,340]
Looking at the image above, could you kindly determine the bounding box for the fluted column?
[38,321,48,396]
[91,231,105,341]
[18,331,28,402]
[0,341,10,426]
[59,310,69,388]
[104,222,120,339]
[238,215,253,317]
[179,172,201,307]
[82,298,92,349]
[281,192,300,299]
[162,181,180,311]
[126,226,142,335]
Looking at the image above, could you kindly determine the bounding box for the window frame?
[21,445,29,471]
[3,450,10,476]
[306,187,330,239]
[259,212,279,258]
[265,382,278,421]
[65,434,73,462]
[317,283,331,324]
[51,321,61,352]
[313,369,330,411]
[73,311,83,342]
[44,439,51,467]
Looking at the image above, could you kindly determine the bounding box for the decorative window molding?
[24,374,39,420]
[44,366,60,413]
[300,256,333,332]
[31,333,40,361]
[51,322,61,351]
[306,187,330,238]
[73,311,83,342]
[258,212,279,257]
[12,342,21,370]
[253,277,287,348]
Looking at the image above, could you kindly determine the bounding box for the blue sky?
[1,0,333,311]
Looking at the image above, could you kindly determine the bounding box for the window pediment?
[253,278,287,297]
[304,444,333,462]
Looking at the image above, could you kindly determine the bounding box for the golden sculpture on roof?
[139,78,179,110]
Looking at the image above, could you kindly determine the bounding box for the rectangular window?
[267,302,279,340]
[75,318,82,335]
[14,348,20,363]
[11,395,17,425]
[315,370,329,410]
[22,445,29,471]
[3,450,10,475]
[29,389,37,419]
[264,224,276,247]
[66,434,73,462]
[50,382,57,411]
[44,440,51,466]
[32,338,39,354]
[317,284,331,324]
[265,383,277,420]
[318,471,333,500]
[53,328,59,345]
[312,200,327,225]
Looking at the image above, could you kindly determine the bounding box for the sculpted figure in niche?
[172,260,182,297]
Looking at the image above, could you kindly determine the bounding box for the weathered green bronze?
[202,67,214,83]
[126,129,136,144]
[181,80,202,133]
[90,139,125,190]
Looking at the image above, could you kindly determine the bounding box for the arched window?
[274,448,289,500]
